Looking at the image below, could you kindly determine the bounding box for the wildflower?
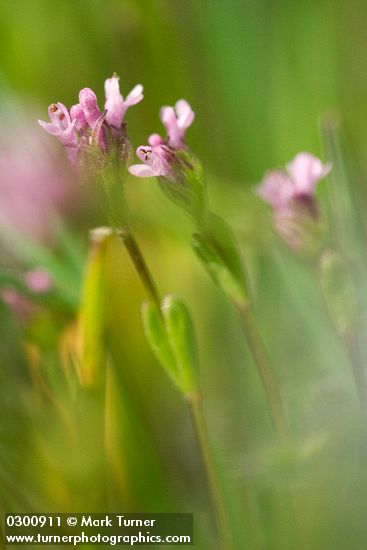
[0,116,74,242]
[257,153,331,214]
[161,99,195,149]
[257,153,331,254]
[129,144,172,178]
[24,269,53,293]
[39,75,143,166]
[128,99,194,178]
[1,269,53,320]
[104,76,143,129]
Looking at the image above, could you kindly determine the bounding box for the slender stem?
[235,302,289,441]
[311,263,367,413]
[118,225,235,546]
[345,339,367,414]
[117,226,161,310]
[188,393,233,550]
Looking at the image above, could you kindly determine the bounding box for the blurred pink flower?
[24,269,53,293]
[1,268,53,320]
[257,152,331,213]
[256,153,331,254]
[129,98,194,178]
[0,118,74,242]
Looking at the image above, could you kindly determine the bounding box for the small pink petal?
[136,145,153,162]
[70,103,87,131]
[148,133,164,147]
[256,170,294,212]
[129,164,157,177]
[124,84,144,106]
[104,75,124,128]
[79,87,101,126]
[175,99,195,128]
[287,152,331,195]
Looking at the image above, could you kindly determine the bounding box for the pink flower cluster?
[129,99,195,178]
[257,153,331,214]
[39,75,143,165]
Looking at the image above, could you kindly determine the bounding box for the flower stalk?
[117,227,161,311]
[188,392,234,550]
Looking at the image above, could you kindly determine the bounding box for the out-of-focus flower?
[256,153,331,254]
[128,99,194,178]
[24,269,53,293]
[0,116,74,242]
[1,268,53,320]
[39,74,143,166]
[257,153,331,214]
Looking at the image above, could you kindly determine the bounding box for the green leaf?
[79,227,113,388]
[141,301,178,386]
[141,297,199,397]
[192,221,248,306]
[162,295,198,396]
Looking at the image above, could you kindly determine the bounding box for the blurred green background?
[1,1,367,549]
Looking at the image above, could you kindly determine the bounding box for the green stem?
[345,340,367,414]
[118,224,235,546]
[188,393,234,550]
[235,302,289,441]
[117,226,161,311]
[311,264,367,413]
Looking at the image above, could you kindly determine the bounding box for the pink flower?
[257,152,331,213]
[0,117,74,242]
[128,98,194,178]
[24,269,53,293]
[39,74,144,166]
[160,99,195,149]
[38,103,77,147]
[1,268,53,320]
[78,88,102,126]
[104,75,143,128]
[257,153,331,254]
[287,152,331,195]
[69,103,87,132]
[129,145,172,178]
